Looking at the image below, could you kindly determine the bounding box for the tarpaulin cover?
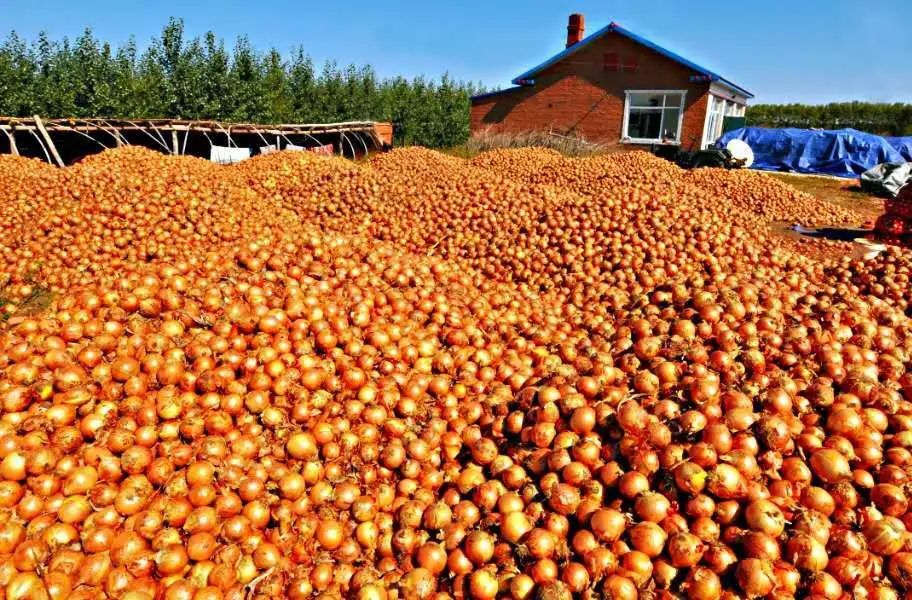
[860,162,912,198]
[717,127,906,178]
[886,137,912,162]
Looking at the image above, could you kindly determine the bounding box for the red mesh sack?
[875,214,908,236]
[884,200,912,219]
[899,183,912,203]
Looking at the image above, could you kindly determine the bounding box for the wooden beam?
[1,123,379,135]
[33,115,64,166]
[172,130,179,155]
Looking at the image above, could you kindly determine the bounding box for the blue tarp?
[717,127,907,178]
[886,136,912,162]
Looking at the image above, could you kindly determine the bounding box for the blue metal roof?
[510,22,753,99]
[470,87,524,101]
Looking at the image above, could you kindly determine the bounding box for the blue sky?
[5,0,911,104]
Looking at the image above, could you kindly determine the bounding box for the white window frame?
[702,94,748,148]
[621,89,687,145]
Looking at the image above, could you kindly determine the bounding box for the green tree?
[202,32,231,120]
[226,36,264,122]
[154,18,208,118]
[0,19,484,147]
[261,49,291,123]
[32,32,70,116]
[133,45,167,118]
[287,49,317,122]
[0,32,37,116]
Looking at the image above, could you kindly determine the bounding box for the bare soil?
[767,172,884,224]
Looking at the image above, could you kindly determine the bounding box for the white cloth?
[259,144,278,155]
[210,145,251,165]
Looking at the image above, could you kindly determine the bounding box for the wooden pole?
[2,128,18,156]
[33,116,64,166]
[172,130,180,155]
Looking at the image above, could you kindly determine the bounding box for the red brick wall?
[471,32,711,147]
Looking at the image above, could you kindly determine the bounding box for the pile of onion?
[0,144,909,599]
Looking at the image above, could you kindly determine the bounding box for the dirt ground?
[767,172,884,225]
[762,172,886,259]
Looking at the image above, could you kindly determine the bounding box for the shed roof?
[509,21,753,99]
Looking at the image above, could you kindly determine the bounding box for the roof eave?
[470,87,524,101]
[511,21,753,99]
[716,78,754,99]
[510,22,616,86]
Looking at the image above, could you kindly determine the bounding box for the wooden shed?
[0,117,394,165]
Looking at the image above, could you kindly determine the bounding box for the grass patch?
[450,130,616,158]
[767,172,884,223]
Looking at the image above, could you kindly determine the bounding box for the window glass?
[629,93,664,108]
[628,110,663,139]
[712,97,724,116]
[705,113,717,143]
[661,109,680,140]
[625,91,685,142]
[663,93,683,108]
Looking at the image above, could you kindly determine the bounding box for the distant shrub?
[746,103,912,136]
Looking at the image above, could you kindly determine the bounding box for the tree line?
[746,102,912,136]
[0,19,481,147]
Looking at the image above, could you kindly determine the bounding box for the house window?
[703,96,746,147]
[704,96,725,147]
[622,90,687,144]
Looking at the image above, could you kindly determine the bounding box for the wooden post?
[171,129,179,155]
[33,116,64,166]
[2,128,18,156]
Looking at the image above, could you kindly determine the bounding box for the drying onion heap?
[0,145,911,599]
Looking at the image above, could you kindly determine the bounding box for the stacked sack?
[874,183,912,244]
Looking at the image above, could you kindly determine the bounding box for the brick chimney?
[566,14,585,48]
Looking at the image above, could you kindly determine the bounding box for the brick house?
[470,15,753,149]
